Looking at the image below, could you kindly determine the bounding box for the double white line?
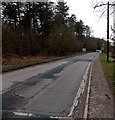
[68,62,92,118]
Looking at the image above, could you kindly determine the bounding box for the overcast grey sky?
[52,0,113,39]
[65,0,114,39]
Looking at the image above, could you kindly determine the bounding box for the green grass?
[99,54,115,95]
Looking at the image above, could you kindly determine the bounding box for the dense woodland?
[2,2,106,58]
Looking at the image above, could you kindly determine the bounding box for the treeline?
[2,2,105,57]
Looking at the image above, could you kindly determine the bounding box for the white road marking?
[68,62,91,117]
[50,116,73,119]
[83,63,92,119]
[13,112,33,117]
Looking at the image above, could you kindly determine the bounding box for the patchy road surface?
[2,52,98,119]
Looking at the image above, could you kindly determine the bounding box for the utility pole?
[107,2,109,62]
[94,1,113,62]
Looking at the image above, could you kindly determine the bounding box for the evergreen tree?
[75,20,85,37]
[2,2,18,29]
[55,2,69,25]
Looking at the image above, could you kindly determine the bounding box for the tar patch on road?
[2,90,28,110]
[41,65,65,79]
[24,81,37,86]
[77,59,92,63]
[2,64,66,119]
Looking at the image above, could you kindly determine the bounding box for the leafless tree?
[91,0,115,40]
[91,0,114,19]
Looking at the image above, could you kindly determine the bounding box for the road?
[2,52,98,119]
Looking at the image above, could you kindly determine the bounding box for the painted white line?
[68,62,91,117]
[50,116,73,119]
[83,63,92,119]
[13,112,33,117]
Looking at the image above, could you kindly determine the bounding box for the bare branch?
[98,9,107,20]
[110,6,115,15]
[94,3,107,9]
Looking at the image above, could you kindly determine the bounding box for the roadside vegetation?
[2,53,86,72]
[2,2,106,72]
[2,56,57,72]
[99,54,115,95]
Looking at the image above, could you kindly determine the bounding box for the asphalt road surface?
[2,52,98,119]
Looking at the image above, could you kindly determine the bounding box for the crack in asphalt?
[13,91,25,98]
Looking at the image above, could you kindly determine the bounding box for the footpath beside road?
[88,55,113,119]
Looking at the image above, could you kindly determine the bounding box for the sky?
[52,0,113,39]
[65,0,114,39]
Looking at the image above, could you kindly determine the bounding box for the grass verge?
[99,54,115,95]
[2,52,86,73]
[2,58,55,72]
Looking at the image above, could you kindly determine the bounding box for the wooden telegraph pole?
[94,2,111,62]
[107,2,109,62]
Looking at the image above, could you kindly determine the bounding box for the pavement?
[88,55,113,119]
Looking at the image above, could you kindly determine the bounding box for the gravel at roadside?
[88,55,113,119]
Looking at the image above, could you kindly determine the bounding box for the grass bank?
[2,58,56,72]
[2,52,86,73]
[99,54,115,95]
